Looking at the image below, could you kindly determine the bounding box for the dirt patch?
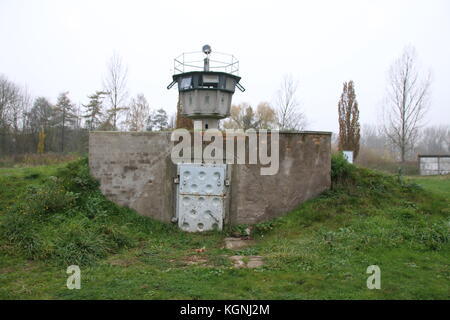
[108,256,140,267]
[224,237,256,250]
[180,255,209,266]
[0,266,16,274]
[1,261,37,274]
[229,255,264,268]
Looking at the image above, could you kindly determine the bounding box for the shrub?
[54,225,110,265]
[22,182,78,217]
[56,157,99,193]
[0,157,152,266]
[331,153,356,188]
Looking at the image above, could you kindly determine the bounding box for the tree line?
[222,75,306,131]
[0,53,171,156]
[336,45,447,163]
[1,46,447,163]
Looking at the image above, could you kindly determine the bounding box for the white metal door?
[177,163,226,232]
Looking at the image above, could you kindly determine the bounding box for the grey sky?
[0,0,449,132]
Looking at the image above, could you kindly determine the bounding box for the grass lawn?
[0,159,448,299]
[408,175,450,198]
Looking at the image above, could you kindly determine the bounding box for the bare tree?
[168,112,176,129]
[28,97,54,133]
[383,46,431,162]
[255,102,278,129]
[0,73,91,155]
[18,87,32,132]
[11,87,31,154]
[223,103,255,130]
[26,97,55,153]
[0,75,34,154]
[103,52,128,131]
[416,125,450,155]
[274,74,307,131]
[358,124,398,164]
[0,74,20,130]
[223,102,278,130]
[125,94,150,131]
[360,124,390,152]
[223,104,245,129]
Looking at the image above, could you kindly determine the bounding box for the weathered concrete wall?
[89,131,331,225]
[229,132,331,224]
[89,132,176,223]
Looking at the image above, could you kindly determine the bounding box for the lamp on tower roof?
[203,44,211,71]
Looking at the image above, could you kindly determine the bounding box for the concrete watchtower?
[167,45,245,130]
[89,47,332,233]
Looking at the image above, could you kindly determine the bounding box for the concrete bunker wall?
[89,131,331,225]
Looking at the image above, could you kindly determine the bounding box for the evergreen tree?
[54,92,77,152]
[82,91,107,130]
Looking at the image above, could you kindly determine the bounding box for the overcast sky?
[0,0,449,132]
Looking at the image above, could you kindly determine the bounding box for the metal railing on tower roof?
[173,50,239,75]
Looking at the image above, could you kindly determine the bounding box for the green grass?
[0,165,64,210]
[408,175,450,198]
[0,156,448,299]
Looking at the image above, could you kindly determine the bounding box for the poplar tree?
[338,80,360,160]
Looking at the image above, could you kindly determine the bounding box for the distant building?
[418,155,450,175]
